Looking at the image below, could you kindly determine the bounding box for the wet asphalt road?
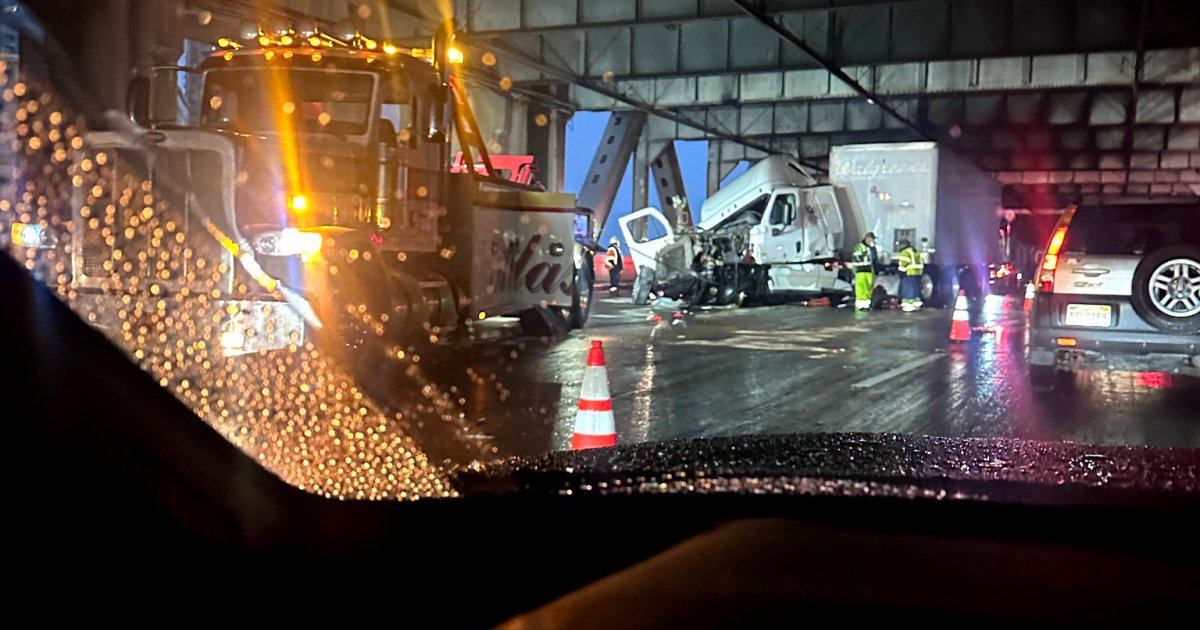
[419,292,1200,459]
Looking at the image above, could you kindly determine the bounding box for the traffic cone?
[1024,282,1035,310]
[572,340,617,450]
[949,290,971,342]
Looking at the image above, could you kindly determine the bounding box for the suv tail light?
[1038,206,1076,292]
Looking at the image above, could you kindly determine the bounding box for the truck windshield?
[201,69,375,135]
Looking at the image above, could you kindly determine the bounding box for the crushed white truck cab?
[623,143,1009,308]
[621,156,851,306]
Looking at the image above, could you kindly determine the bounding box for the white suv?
[1028,203,1200,390]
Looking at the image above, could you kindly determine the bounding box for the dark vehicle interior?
[6,253,1196,626]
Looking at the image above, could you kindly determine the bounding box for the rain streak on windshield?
[3,0,1200,506]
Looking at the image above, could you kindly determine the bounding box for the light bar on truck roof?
[217,20,465,65]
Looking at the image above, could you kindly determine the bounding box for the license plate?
[1064,304,1112,327]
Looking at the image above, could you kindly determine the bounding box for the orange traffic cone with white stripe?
[572,340,617,450]
[1024,281,1035,310]
[949,290,971,342]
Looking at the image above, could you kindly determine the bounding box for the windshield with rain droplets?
[3,1,1199,506]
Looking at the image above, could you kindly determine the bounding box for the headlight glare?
[251,228,323,257]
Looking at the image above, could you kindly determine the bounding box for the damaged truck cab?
[621,156,851,307]
[621,143,1011,309]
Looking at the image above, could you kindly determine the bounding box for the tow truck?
[66,20,593,355]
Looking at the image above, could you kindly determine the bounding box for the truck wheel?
[387,271,431,342]
[632,266,653,305]
[315,238,396,356]
[920,272,936,303]
[927,267,957,308]
[569,264,594,329]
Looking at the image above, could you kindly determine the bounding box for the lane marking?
[850,353,944,390]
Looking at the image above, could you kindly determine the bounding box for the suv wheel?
[1130,245,1200,335]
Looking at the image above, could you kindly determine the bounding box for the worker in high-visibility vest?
[850,232,878,311]
[604,237,624,294]
[897,238,925,312]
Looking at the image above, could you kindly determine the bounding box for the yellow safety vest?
[898,247,924,276]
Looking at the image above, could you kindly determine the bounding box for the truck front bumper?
[217,298,307,357]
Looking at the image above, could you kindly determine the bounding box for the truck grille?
[77,146,228,290]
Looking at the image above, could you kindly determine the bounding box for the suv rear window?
[1063,205,1200,255]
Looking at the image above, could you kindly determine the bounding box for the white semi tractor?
[621,156,849,306]
[622,141,1009,308]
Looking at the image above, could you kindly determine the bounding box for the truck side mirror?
[126,76,151,127]
[400,125,418,149]
[426,89,447,143]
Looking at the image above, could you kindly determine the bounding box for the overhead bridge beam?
[649,141,691,228]
[576,111,645,241]
[728,0,926,141]
[379,2,810,167]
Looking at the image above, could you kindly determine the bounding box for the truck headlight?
[10,222,58,249]
[251,228,323,257]
[219,329,247,351]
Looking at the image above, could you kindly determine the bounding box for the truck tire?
[316,237,396,355]
[387,271,431,342]
[632,266,653,305]
[1129,245,1200,335]
[926,266,958,309]
[568,264,594,329]
[919,272,936,303]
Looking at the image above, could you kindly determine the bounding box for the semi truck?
[60,21,593,356]
[621,155,850,306]
[622,142,1008,308]
[829,142,1009,307]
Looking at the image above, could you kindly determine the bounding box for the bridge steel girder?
[649,141,691,228]
[576,110,646,241]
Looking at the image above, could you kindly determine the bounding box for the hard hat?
[864,232,876,240]
[899,238,912,248]
[610,236,619,245]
